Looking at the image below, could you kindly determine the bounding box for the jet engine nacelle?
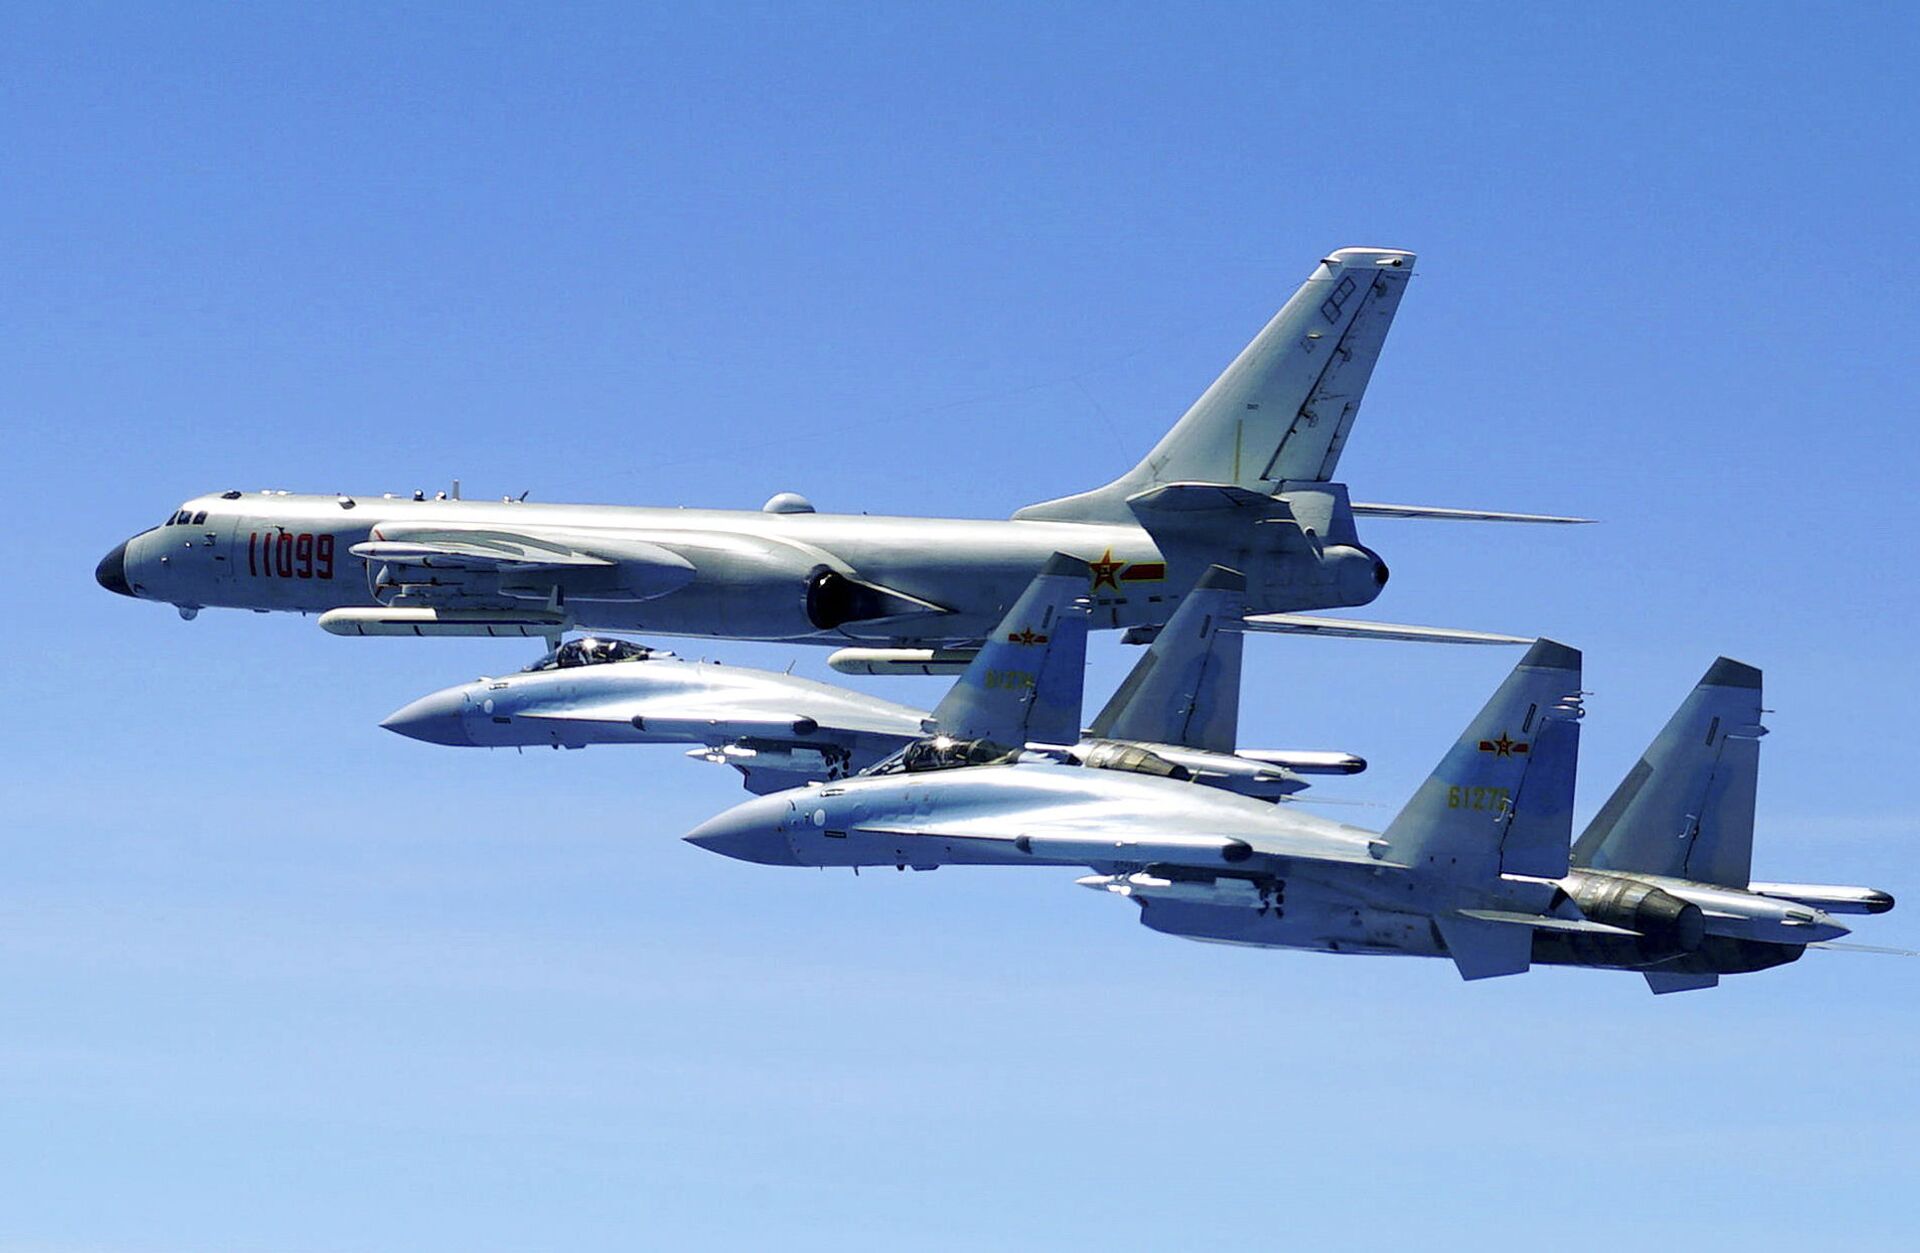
[1247,542,1388,607]
[1570,875,1707,951]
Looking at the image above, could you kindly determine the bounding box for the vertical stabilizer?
[1014,247,1416,523]
[929,554,1091,746]
[1383,640,1585,883]
[1088,565,1248,751]
[1572,658,1764,887]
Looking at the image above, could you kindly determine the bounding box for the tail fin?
[929,554,1091,746]
[1014,247,1416,523]
[1383,640,1585,882]
[1571,659,1763,887]
[1088,565,1248,751]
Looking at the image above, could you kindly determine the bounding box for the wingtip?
[1520,638,1582,672]
[1193,565,1248,593]
[1039,552,1092,579]
[1324,246,1417,270]
[1701,657,1762,690]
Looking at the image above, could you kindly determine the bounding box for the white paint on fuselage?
[112,489,1380,644]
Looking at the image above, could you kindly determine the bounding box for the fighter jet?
[95,246,1581,665]
[686,643,1900,991]
[380,635,929,794]
[381,559,1364,797]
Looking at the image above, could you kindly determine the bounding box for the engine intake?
[805,568,945,631]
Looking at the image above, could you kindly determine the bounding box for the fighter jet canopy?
[868,735,1021,775]
[521,637,668,672]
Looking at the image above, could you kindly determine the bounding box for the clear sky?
[4,3,1917,1249]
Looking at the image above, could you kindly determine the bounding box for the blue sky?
[4,3,1917,1249]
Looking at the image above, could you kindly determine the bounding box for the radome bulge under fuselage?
[97,489,1386,645]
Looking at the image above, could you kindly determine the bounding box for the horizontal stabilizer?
[1807,941,1920,957]
[1351,502,1594,524]
[1433,912,1533,980]
[1455,908,1639,937]
[1245,615,1532,646]
[1645,971,1720,994]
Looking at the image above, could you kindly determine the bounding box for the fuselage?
[96,489,1387,646]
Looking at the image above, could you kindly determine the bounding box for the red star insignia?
[1007,627,1049,645]
[1476,731,1530,758]
[1088,548,1124,591]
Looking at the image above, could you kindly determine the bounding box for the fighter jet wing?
[1243,614,1533,645]
[856,807,1394,872]
[514,699,920,744]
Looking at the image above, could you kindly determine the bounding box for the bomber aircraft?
[95,246,1580,668]
[382,559,1363,797]
[686,640,1900,991]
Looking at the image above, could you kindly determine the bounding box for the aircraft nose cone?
[95,540,133,597]
[685,796,801,866]
[380,688,474,746]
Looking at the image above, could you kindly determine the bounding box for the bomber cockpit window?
[191,510,208,525]
[868,735,1020,775]
[522,636,666,672]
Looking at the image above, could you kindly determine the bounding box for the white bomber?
[96,247,1583,653]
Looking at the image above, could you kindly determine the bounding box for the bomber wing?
[1244,614,1533,646]
[1350,502,1594,524]
[352,522,697,603]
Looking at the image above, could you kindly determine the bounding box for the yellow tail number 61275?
[1447,785,1511,811]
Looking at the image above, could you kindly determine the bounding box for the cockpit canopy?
[522,637,667,672]
[869,735,1021,775]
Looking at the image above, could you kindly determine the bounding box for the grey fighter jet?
[380,635,929,794]
[381,559,1364,797]
[95,246,1580,662]
[686,644,1899,991]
